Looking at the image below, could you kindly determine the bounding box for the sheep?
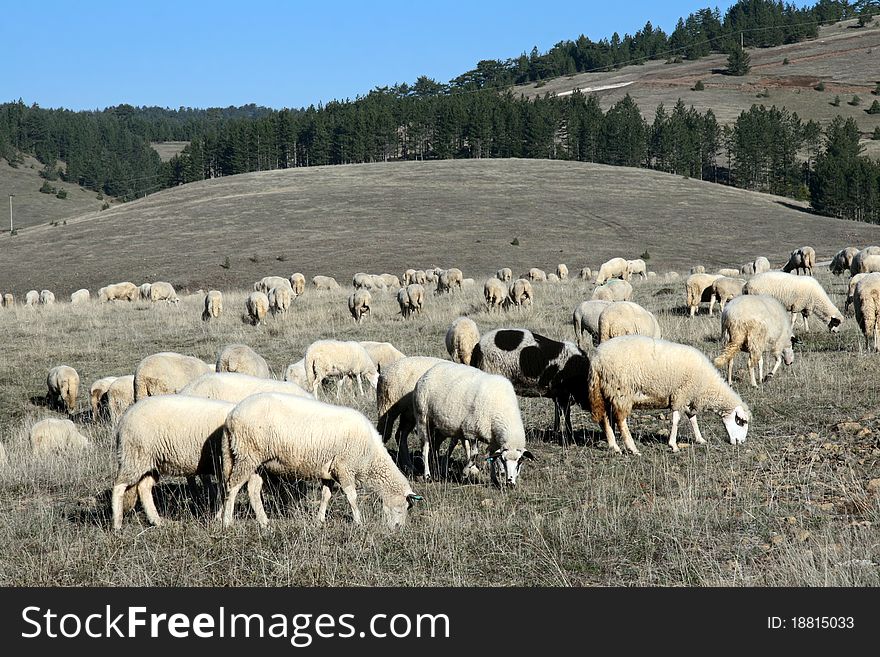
[854,273,880,351]
[352,272,374,290]
[0,440,6,467]
[782,246,816,276]
[685,273,723,316]
[716,268,740,278]
[647,271,657,279]
[849,248,880,276]
[484,278,508,312]
[591,278,633,302]
[133,351,215,401]
[312,275,341,290]
[527,267,548,282]
[547,273,560,283]
[305,340,379,398]
[713,294,796,387]
[461,277,475,289]
[405,283,424,315]
[743,271,843,332]
[413,270,428,285]
[556,264,569,280]
[268,285,294,315]
[831,247,860,275]
[496,267,513,282]
[348,289,372,323]
[845,273,870,314]
[579,267,592,281]
[754,256,771,274]
[70,289,90,304]
[111,395,235,528]
[508,278,534,307]
[25,290,39,305]
[2,293,13,307]
[138,283,152,300]
[690,265,706,274]
[47,365,79,414]
[403,269,416,285]
[709,276,745,314]
[626,259,648,280]
[740,262,756,276]
[245,291,269,325]
[572,299,612,346]
[379,273,401,289]
[852,254,880,276]
[220,393,422,528]
[376,356,445,471]
[359,341,406,373]
[597,301,661,344]
[90,376,118,420]
[99,282,139,302]
[39,290,55,305]
[589,336,751,455]
[105,375,135,423]
[149,281,179,303]
[202,290,223,321]
[180,371,312,402]
[445,316,480,366]
[436,268,463,294]
[595,258,629,284]
[413,361,534,485]
[284,359,308,388]
[289,272,306,295]
[216,343,270,378]
[30,418,90,456]
[254,276,291,294]
[470,328,590,439]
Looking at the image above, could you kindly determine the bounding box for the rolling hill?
[1,159,878,297]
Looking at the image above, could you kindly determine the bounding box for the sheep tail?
[122,484,138,513]
[714,331,741,369]
[588,368,606,424]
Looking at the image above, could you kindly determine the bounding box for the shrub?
[220,256,231,269]
[640,250,650,261]
[815,81,826,91]
[873,82,880,96]
[56,189,67,199]
[867,100,880,114]
[510,237,520,246]
[101,202,110,210]
[783,57,790,65]
[39,181,56,194]
[849,95,861,106]
[831,95,841,107]
[693,80,705,91]
[247,254,259,263]
[873,126,880,141]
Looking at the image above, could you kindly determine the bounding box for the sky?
[4,0,737,111]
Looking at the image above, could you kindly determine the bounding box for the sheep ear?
[828,317,841,330]
[521,450,536,461]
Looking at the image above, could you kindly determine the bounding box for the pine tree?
[726,46,751,76]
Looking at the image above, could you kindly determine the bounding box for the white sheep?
[283,359,309,389]
[714,294,796,387]
[359,341,406,373]
[596,257,630,284]
[754,256,771,274]
[403,269,417,285]
[445,316,480,365]
[268,285,294,314]
[853,254,880,276]
[508,278,534,307]
[579,267,592,281]
[348,289,372,323]
[25,290,39,305]
[133,351,214,400]
[782,246,816,276]
[220,393,422,528]
[379,273,401,289]
[70,289,90,304]
[254,275,291,294]
[483,278,508,312]
[527,267,548,282]
[413,361,534,485]
[716,268,740,278]
[105,375,135,424]
[245,291,269,325]
[743,271,843,332]
[39,290,55,305]
[547,273,560,283]
[496,267,513,282]
[709,276,745,314]
[98,282,139,302]
[591,278,633,302]
[312,275,341,290]
[202,290,223,321]
[436,268,463,294]
[111,395,235,528]
[149,281,179,303]
[90,376,119,420]
[352,272,374,290]
[404,283,424,316]
[854,273,880,351]
[685,273,723,316]
[30,418,90,455]
[572,299,612,346]
[304,339,379,398]
[2,293,13,307]
[461,277,475,289]
[413,270,428,285]
[556,264,569,280]
[690,265,706,274]
[626,259,648,280]
[216,343,270,378]
[846,272,870,314]
[180,371,312,402]
[589,335,751,455]
[597,301,661,343]
[138,283,152,300]
[831,247,859,275]
[289,273,306,295]
[47,365,79,414]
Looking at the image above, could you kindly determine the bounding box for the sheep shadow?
[535,427,601,448]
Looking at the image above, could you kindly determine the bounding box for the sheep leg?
[690,305,696,318]
[709,295,716,316]
[758,356,764,384]
[245,473,269,526]
[790,312,798,328]
[222,461,256,527]
[689,415,706,444]
[766,354,782,380]
[318,480,337,522]
[356,374,365,396]
[615,410,641,456]
[801,313,810,331]
[137,475,162,526]
[111,483,132,530]
[747,349,760,387]
[444,436,460,478]
[601,409,622,454]
[395,418,414,472]
[336,471,361,525]
[727,357,735,385]
[420,426,433,482]
[668,411,681,453]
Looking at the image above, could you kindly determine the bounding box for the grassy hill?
[514,19,880,158]
[1,158,878,297]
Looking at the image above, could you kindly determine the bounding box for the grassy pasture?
[0,269,877,587]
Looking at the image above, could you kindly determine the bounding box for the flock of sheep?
[3,242,879,531]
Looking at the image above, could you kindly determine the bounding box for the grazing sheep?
[111,395,235,528]
[716,268,740,278]
[30,418,90,455]
[527,267,548,282]
[709,277,745,314]
[312,275,340,291]
[470,328,590,438]
[854,273,880,351]
[70,289,90,304]
[484,278,508,312]
[436,268,463,294]
[685,273,723,316]
[445,316,480,366]
[376,356,445,470]
[289,272,306,295]
[90,376,118,420]
[647,271,657,279]
[462,277,475,288]
[254,276,291,294]
[556,264,569,280]
[714,295,796,387]
[359,341,406,373]
[743,272,843,332]
[305,340,379,398]
[496,267,513,282]
[396,287,411,318]
[403,269,417,285]
[47,365,79,414]
[413,270,428,285]
[413,361,534,484]
[596,258,630,284]
[284,359,309,389]
[348,289,372,323]
[268,285,294,315]
[845,273,870,314]
[740,262,756,276]
[831,247,860,276]
[782,246,816,276]
[508,278,534,307]
[853,254,880,276]
[572,299,612,346]
[379,273,401,289]
[216,343,270,378]
[202,290,223,321]
[849,248,880,276]
[591,278,633,302]
[352,272,373,290]
[754,256,771,274]
[590,335,751,454]
[220,393,422,528]
[133,352,214,401]
[2,293,13,307]
[39,290,55,305]
[25,290,39,305]
[180,371,312,402]
[597,301,661,343]
[579,267,593,281]
[138,283,152,300]
[149,281,179,303]
[547,274,560,283]
[104,375,136,424]
[99,282,139,302]
[690,265,706,274]
[626,259,648,280]
[245,291,269,325]
[406,283,424,315]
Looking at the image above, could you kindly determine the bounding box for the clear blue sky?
[5,0,736,111]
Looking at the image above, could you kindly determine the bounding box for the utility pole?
[740,32,743,50]
[8,193,13,233]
